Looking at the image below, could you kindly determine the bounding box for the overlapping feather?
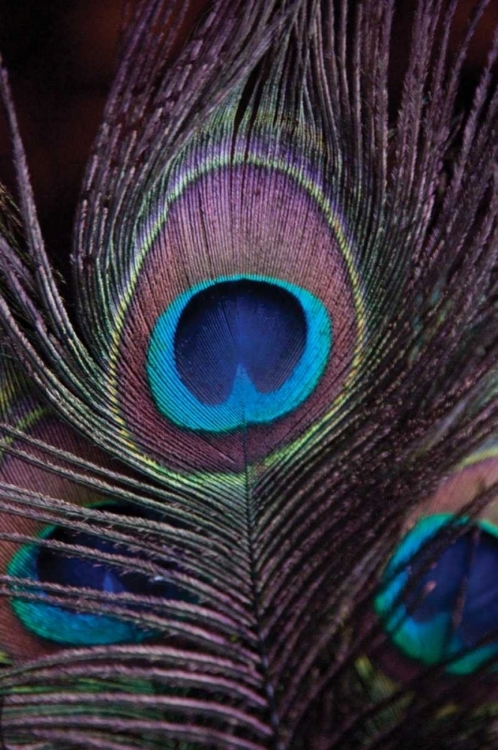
[0,0,496,747]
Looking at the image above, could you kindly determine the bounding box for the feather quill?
[0,0,496,747]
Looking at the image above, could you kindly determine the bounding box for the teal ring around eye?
[7,528,156,647]
[146,274,332,433]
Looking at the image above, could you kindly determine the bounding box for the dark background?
[0,0,128,275]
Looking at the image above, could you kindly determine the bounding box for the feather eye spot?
[114,161,359,471]
[146,276,331,432]
[375,515,498,675]
[7,503,195,646]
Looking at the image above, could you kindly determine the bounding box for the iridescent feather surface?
[0,0,497,747]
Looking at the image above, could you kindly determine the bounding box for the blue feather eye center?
[406,530,498,639]
[375,515,498,674]
[174,280,306,404]
[37,505,183,601]
[8,503,192,646]
[147,276,331,432]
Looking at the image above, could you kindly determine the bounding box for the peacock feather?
[0,0,496,747]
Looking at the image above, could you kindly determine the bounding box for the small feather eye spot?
[146,275,331,432]
[7,502,197,648]
[375,514,498,676]
[0,403,133,660]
